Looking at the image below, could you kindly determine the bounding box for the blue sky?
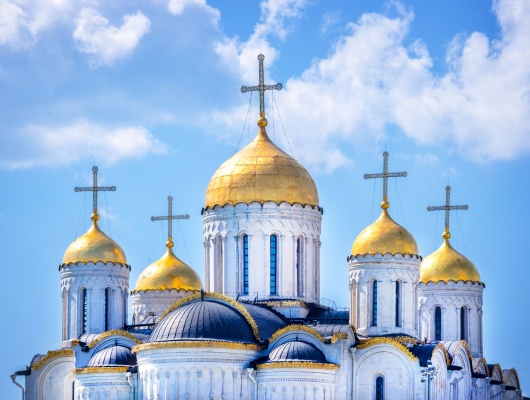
[1,0,529,396]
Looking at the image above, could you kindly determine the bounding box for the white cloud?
[0,0,85,47]
[73,7,151,67]
[214,0,530,171]
[215,0,307,83]
[320,11,341,35]
[168,0,219,20]
[0,121,169,169]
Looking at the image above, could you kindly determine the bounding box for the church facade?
[12,56,525,400]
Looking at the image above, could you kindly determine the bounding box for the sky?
[1,0,529,396]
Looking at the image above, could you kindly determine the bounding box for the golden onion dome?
[63,213,127,265]
[204,116,319,209]
[351,202,418,257]
[420,234,481,284]
[134,240,202,292]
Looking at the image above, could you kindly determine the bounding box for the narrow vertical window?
[395,281,401,327]
[460,307,467,341]
[270,234,277,295]
[375,376,384,400]
[296,237,303,297]
[123,291,127,327]
[104,288,110,331]
[81,288,88,334]
[435,307,442,341]
[243,235,249,295]
[372,281,378,326]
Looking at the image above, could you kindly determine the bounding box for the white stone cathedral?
[12,55,525,400]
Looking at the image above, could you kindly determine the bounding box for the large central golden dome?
[133,241,202,293]
[63,213,126,265]
[205,117,319,209]
[351,206,418,257]
[420,238,481,283]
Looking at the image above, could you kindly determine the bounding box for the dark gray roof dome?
[239,303,287,340]
[87,345,136,367]
[149,298,258,344]
[268,340,327,363]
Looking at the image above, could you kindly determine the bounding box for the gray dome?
[240,303,287,340]
[87,345,136,367]
[149,299,258,344]
[268,340,327,363]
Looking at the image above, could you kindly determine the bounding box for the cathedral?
[12,55,525,400]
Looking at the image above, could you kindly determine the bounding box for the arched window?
[435,307,442,341]
[460,306,467,341]
[270,234,278,295]
[81,288,88,334]
[104,288,111,331]
[375,376,384,400]
[372,281,378,326]
[243,235,249,295]
[296,237,303,297]
[123,290,127,327]
[215,236,223,292]
[395,281,401,327]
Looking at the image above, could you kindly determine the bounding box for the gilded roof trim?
[357,337,418,362]
[75,366,128,375]
[256,361,339,370]
[32,349,74,370]
[133,340,261,353]
[87,330,142,349]
[269,325,325,343]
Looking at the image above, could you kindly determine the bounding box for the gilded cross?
[364,151,407,208]
[151,196,190,246]
[241,54,282,116]
[74,166,116,214]
[427,186,468,239]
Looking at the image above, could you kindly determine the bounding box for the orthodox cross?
[74,166,116,214]
[364,151,407,207]
[241,54,282,116]
[427,186,468,239]
[151,196,190,246]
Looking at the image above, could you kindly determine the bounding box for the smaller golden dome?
[351,208,418,257]
[134,240,202,292]
[63,213,126,265]
[420,239,481,283]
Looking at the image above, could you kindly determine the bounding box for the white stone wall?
[256,368,337,400]
[418,281,483,357]
[24,355,75,400]
[348,253,420,337]
[136,347,260,399]
[131,289,196,324]
[202,202,322,303]
[60,261,130,342]
[75,371,133,400]
[352,344,423,400]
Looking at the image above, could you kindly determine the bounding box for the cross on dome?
[364,151,407,209]
[427,186,468,239]
[151,196,190,249]
[74,166,116,221]
[241,54,282,120]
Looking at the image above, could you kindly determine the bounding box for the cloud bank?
[212,0,530,171]
[0,122,168,169]
[73,8,151,67]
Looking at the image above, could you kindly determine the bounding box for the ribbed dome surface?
[87,345,136,367]
[63,220,126,265]
[268,340,327,363]
[351,209,418,257]
[149,299,257,343]
[240,303,287,340]
[204,128,319,209]
[420,239,481,283]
